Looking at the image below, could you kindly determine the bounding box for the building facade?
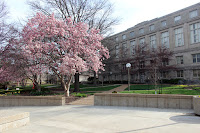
[101,3,200,83]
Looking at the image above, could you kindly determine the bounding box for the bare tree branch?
[27,0,120,36]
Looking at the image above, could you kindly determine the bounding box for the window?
[162,59,169,66]
[115,37,118,42]
[122,64,126,70]
[139,38,146,51]
[193,69,200,77]
[161,20,167,27]
[149,24,155,31]
[161,31,169,48]
[190,22,200,44]
[139,38,145,45]
[161,71,168,78]
[177,70,183,77]
[130,40,135,55]
[175,28,184,47]
[115,45,119,58]
[190,10,198,18]
[122,43,127,56]
[192,53,200,63]
[139,28,144,34]
[150,35,156,49]
[122,34,126,40]
[140,61,145,68]
[176,56,184,64]
[174,15,181,23]
[130,31,134,37]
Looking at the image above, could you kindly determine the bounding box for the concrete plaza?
[1,105,200,133]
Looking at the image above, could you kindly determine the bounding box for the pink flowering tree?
[21,13,109,96]
[0,37,47,91]
[0,40,26,84]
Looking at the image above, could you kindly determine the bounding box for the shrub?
[71,93,87,97]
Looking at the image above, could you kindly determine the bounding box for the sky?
[5,0,200,34]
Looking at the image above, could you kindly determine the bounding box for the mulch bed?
[65,96,81,104]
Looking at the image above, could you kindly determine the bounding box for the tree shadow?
[169,113,200,124]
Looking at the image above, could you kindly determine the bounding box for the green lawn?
[121,84,200,95]
[125,84,172,90]
[80,85,120,92]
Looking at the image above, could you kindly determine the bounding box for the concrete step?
[0,110,29,132]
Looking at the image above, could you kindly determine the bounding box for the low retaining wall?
[193,96,200,115]
[0,111,29,132]
[0,96,65,106]
[94,93,193,109]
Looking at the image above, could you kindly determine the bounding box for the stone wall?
[94,93,193,109]
[0,96,65,106]
[193,96,200,115]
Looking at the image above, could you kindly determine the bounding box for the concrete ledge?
[94,93,193,109]
[193,96,200,115]
[0,96,65,106]
[0,110,29,132]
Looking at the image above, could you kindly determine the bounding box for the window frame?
[149,24,155,31]
[192,53,200,63]
[174,15,181,23]
[190,10,198,18]
[175,27,184,47]
[176,56,184,64]
[130,31,134,37]
[161,20,167,27]
[139,28,144,34]
[161,31,169,48]
[150,35,156,49]
[177,70,184,78]
[190,22,200,44]
[122,34,126,40]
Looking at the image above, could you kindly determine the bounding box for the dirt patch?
[65,96,80,104]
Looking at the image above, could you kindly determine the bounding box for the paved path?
[3,105,200,133]
[68,84,128,105]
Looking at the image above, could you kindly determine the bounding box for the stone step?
[0,110,29,132]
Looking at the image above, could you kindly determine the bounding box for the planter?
[193,96,200,115]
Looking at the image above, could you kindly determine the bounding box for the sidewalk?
[3,105,199,133]
[68,84,128,105]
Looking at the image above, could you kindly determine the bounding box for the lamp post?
[126,63,131,91]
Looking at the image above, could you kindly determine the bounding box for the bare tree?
[27,0,119,36]
[146,46,175,93]
[0,1,18,48]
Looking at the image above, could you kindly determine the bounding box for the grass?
[80,85,120,92]
[121,84,200,95]
[125,84,174,90]
[0,84,120,96]
[71,93,87,97]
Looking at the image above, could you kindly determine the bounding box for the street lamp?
[126,63,131,91]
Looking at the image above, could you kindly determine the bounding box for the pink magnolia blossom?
[20,12,109,96]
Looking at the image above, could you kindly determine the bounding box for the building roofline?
[109,2,200,38]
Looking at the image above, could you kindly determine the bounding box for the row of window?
[115,22,200,56]
[116,10,198,41]
[177,70,200,78]
[115,54,200,69]
[106,70,200,79]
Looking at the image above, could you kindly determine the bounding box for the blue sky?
[5,0,200,34]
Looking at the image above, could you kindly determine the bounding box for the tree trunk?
[62,75,72,97]
[74,73,80,92]
[93,71,97,86]
[33,74,41,91]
